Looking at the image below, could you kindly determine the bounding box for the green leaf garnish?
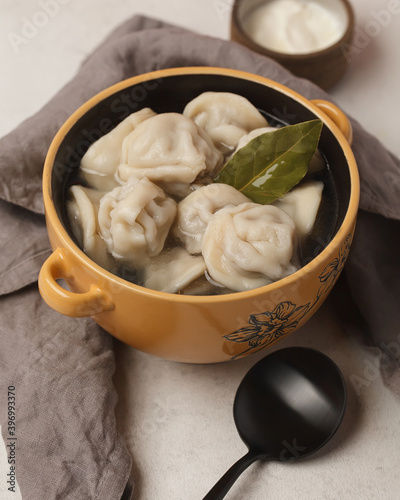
[214,119,323,204]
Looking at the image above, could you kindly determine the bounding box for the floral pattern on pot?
[224,233,353,359]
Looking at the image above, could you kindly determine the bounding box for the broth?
[65,108,338,296]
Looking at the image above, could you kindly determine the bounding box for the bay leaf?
[214,119,323,204]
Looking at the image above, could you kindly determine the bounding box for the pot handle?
[310,99,353,145]
[38,247,114,317]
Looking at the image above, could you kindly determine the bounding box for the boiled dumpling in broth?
[202,203,299,292]
[67,92,328,296]
[80,107,156,191]
[142,247,206,293]
[98,175,177,267]
[155,174,214,201]
[174,184,250,254]
[234,126,325,176]
[273,181,323,236]
[116,113,223,197]
[183,92,269,153]
[233,126,278,153]
[66,185,114,271]
[308,149,326,175]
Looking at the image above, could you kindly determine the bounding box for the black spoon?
[203,347,347,499]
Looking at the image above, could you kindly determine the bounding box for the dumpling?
[308,149,326,175]
[116,113,223,196]
[181,276,220,296]
[66,185,114,271]
[174,184,250,254]
[233,126,277,153]
[80,108,156,191]
[141,247,206,293]
[183,92,269,153]
[273,181,323,236]
[156,174,217,201]
[202,203,298,292]
[98,176,177,267]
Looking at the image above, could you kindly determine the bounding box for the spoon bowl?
[203,347,347,499]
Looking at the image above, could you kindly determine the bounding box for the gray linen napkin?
[1,14,399,499]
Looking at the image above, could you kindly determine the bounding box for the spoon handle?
[202,450,261,500]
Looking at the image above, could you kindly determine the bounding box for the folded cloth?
[0,14,399,499]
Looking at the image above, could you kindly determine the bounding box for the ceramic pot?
[39,67,359,363]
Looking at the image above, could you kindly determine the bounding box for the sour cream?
[242,0,347,54]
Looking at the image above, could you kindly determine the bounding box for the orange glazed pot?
[39,67,359,363]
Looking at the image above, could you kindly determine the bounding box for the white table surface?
[2,1,400,499]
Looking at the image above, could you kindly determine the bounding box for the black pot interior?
[51,72,351,265]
